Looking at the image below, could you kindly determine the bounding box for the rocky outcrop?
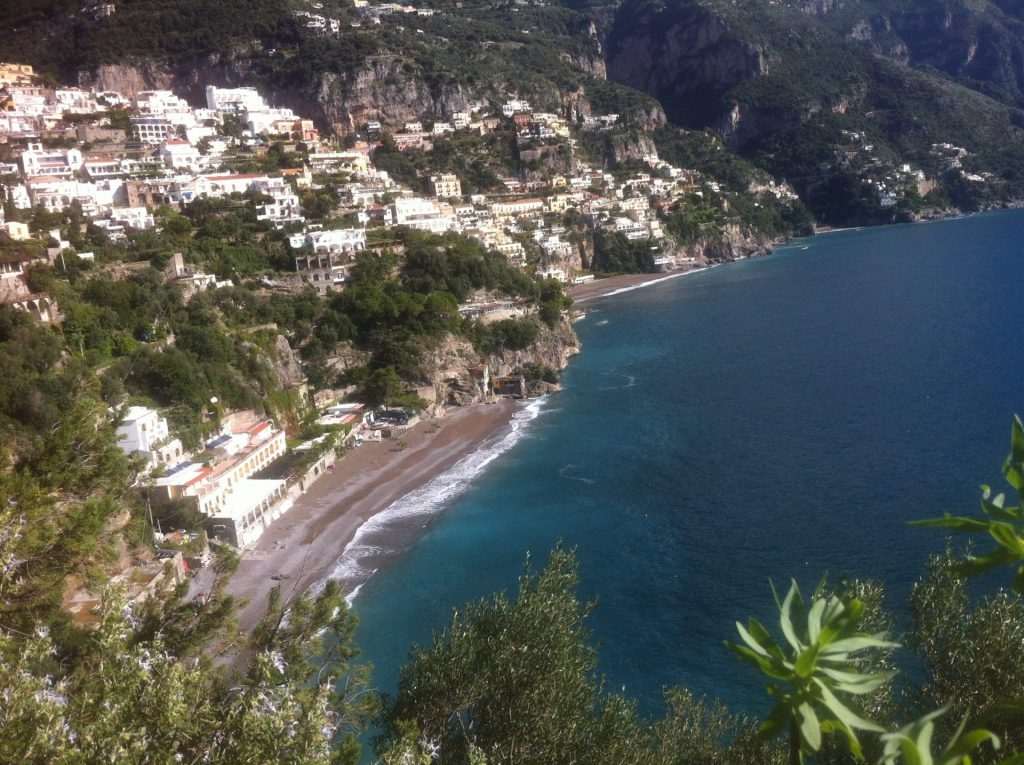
[268,334,305,390]
[608,131,658,163]
[671,223,777,264]
[418,321,580,416]
[314,57,474,135]
[486,320,580,381]
[79,50,259,103]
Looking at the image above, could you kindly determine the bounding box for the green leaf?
[944,728,1000,759]
[1010,415,1024,465]
[794,643,819,678]
[735,621,771,658]
[988,522,1024,556]
[726,643,790,681]
[908,514,993,532]
[813,679,884,733]
[980,487,1024,521]
[829,670,892,696]
[1011,565,1024,595]
[952,548,1018,578]
[808,598,826,645]
[780,581,803,652]
[798,701,822,751]
[820,634,899,656]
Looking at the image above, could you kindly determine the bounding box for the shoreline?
[566,266,715,303]
[220,399,521,635]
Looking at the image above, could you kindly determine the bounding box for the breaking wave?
[318,398,549,603]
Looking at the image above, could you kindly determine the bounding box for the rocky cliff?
[418,321,580,415]
[605,3,768,129]
[670,223,778,264]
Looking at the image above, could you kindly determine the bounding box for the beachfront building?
[115,406,185,469]
[152,419,288,548]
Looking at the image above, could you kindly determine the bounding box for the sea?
[344,209,1024,721]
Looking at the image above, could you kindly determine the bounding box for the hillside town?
[0,63,771,321]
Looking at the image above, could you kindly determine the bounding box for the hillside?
[603,0,1024,219]
[5,0,1024,223]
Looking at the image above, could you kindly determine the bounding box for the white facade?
[135,90,191,115]
[430,173,462,199]
[115,406,184,469]
[393,197,454,233]
[153,420,288,548]
[290,227,367,254]
[20,144,84,178]
[132,117,178,144]
[205,85,266,114]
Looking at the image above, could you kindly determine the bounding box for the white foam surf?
[320,398,549,603]
[598,266,715,299]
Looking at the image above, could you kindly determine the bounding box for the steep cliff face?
[485,320,581,382]
[670,223,777,264]
[606,3,768,128]
[314,57,473,135]
[79,51,260,103]
[418,321,580,415]
[77,50,646,136]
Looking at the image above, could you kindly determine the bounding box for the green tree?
[377,546,648,764]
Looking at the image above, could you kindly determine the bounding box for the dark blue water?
[350,210,1024,719]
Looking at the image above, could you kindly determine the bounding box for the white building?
[112,206,156,230]
[205,85,266,115]
[132,117,178,144]
[20,143,84,178]
[53,88,100,114]
[178,173,270,203]
[135,90,191,116]
[152,419,288,548]
[245,107,300,135]
[254,177,303,225]
[502,99,531,117]
[430,173,462,199]
[158,139,203,171]
[392,197,454,233]
[115,406,185,469]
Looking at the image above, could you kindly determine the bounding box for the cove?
[350,209,1024,717]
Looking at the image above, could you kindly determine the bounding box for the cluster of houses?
[0,61,742,320]
[1,69,744,558]
[834,130,941,207]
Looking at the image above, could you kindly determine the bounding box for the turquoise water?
[349,210,1024,719]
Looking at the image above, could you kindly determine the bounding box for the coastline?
[567,266,715,303]
[222,399,521,635]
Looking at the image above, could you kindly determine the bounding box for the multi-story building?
[131,116,177,144]
[0,63,34,86]
[158,139,203,171]
[134,90,190,116]
[392,197,454,233]
[290,228,367,294]
[430,173,462,199]
[205,85,266,115]
[152,419,288,548]
[115,406,184,469]
[20,143,84,177]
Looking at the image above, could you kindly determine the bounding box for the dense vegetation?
[9,416,1024,763]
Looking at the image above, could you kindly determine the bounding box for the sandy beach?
[567,267,709,303]
[217,399,520,634]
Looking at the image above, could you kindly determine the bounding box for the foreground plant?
[878,707,1010,765]
[727,580,897,765]
[912,416,1024,592]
